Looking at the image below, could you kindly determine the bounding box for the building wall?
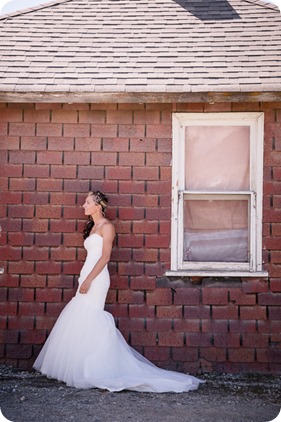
[0,101,280,373]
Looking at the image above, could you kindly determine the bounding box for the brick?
[258,292,281,305]
[36,261,62,274]
[133,195,158,207]
[37,151,62,164]
[6,345,32,359]
[64,124,90,137]
[0,136,20,150]
[186,333,212,347]
[22,219,48,233]
[214,333,240,348]
[257,348,281,363]
[229,288,256,305]
[23,246,49,261]
[24,164,50,178]
[117,290,144,304]
[9,261,34,274]
[144,346,170,362]
[90,124,117,137]
[212,304,239,319]
[173,288,200,305]
[50,219,76,233]
[173,319,200,333]
[130,276,156,290]
[9,151,36,164]
[117,318,144,332]
[48,137,74,151]
[50,192,76,205]
[146,152,171,167]
[35,233,62,246]
[106,166,131,180]
[0,123,7,135]
[51,165,77,179]
[147,289,172,306]
[118,262,144,276]
[200,347,226,362]
[8,316,34,330]
[0,164,22,178]
[36,205,61,219]
[107,110,133,124]
[119,152,145,166]
[129,304,155,318]
[240,306,267,320]
[36,123,62,136]
[20,330,47,344]
[36,288,62,302]
[0,301,17,315]
[156,306,182,319]
[133,167,159,181]
[118,208,145,221]
[146,124,172,138]
[242,333,269,348]
[0,246,21,261]
[24,109,50,123]
[130,138,156,152]
[35,316,56,330]
[8,205,34,218]
[184,305,210,319]
[9,123,35,136]
[229,348,255,362]
[20,275,46,288]
[134,110,160,124]
[147,182,172,196]
[133,248,158,262]
[268,306,281,320]
[52,110,77,123]
[45,302,66,317]
[91,152,117,165]
[270,279,281,292]
[18,302,45,316]
[229,320,257,333]
[79,110,105,123]
[0,108,23,122]
[8,288,34,302]
[145,234,170,248]
[74,137,100,152]
[202,288,228,305]
[158,331,184,347]
[242,279,269,293]
[201,320,228,333]
[130,332,156,347]
[23,192,49,205]
[103,137,129,152]
[50,246,76,261]
[119,124,144,138]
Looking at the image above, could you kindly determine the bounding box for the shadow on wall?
[173,0,241,20]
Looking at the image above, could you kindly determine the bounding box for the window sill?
[165,270,269,278]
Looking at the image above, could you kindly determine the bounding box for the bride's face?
[83,195,99,216]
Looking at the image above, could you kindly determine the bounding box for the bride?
[33,191,204,393]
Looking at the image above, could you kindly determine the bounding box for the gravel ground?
[0,365,280,422]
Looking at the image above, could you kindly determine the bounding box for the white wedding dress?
[33,234,203,393]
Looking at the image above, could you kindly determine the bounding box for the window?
[168,112,267,277]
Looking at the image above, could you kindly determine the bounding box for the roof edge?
[0,90,281,104]
[243,0,280,12]
[0,0,71,21]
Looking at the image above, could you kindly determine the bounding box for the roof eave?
[0,90,281,104]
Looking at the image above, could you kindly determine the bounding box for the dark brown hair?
[83,191,108,240]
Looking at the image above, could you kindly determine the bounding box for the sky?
[0,0,280,15]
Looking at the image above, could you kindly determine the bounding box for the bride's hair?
[83,191,108,239]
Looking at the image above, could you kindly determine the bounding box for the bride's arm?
[79,223,115,294]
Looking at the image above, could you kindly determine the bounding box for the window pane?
[185,126,250,191]
[183,199,249,262]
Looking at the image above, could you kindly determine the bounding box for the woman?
[33,191,204,392]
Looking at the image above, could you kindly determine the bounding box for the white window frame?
[167,112,268,278]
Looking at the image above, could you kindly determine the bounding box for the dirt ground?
[0,365,280,422]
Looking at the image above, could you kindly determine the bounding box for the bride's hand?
[79,279,92,294]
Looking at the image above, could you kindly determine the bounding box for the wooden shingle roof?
[0,0,280,103]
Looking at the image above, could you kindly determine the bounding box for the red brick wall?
[0,101,280,374]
